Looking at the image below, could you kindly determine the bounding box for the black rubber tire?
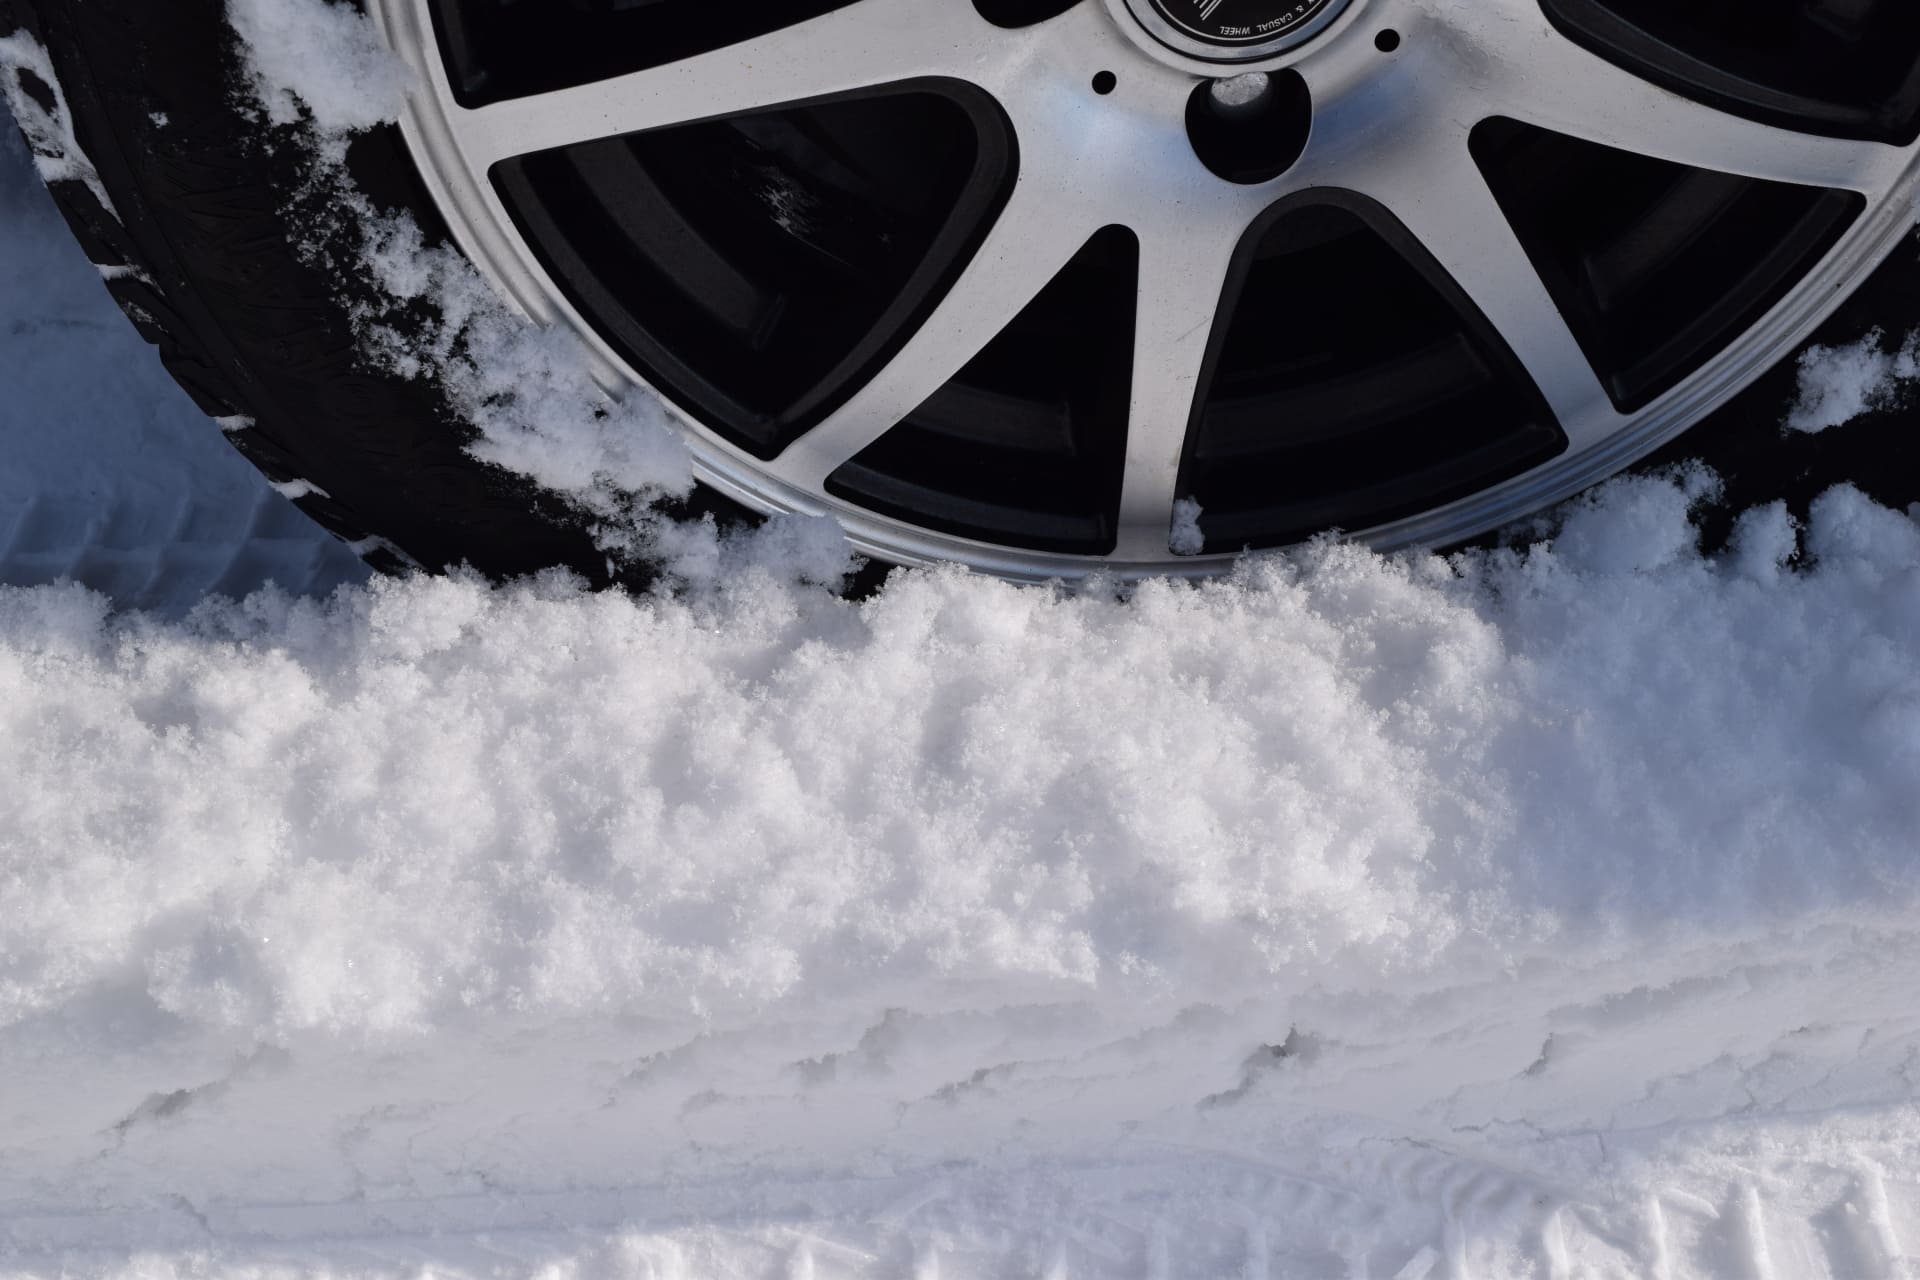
[5,0,1918,580]
[0,0,642,582]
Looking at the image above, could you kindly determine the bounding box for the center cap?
[1131,0,1352,61]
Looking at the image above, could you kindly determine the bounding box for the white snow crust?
[7,18,1920,1276]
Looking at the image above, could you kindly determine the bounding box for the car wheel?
[8,0,1920,581]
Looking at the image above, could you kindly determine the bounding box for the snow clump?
[226,0,411,132]
[1786,326,1920,433]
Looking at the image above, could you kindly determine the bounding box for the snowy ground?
[8,77,1920,1279]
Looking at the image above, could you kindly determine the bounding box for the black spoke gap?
[1178,192,1568,554]
[1472,117,1865,414]
[827,226,1139,556]
[491,81,1018,461]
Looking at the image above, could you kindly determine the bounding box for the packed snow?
[8,9,1920,1276]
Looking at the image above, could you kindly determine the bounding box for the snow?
[10,530,1920,1274]
[346,213,700,538]
[340,204,848,583]
[8,25,1920,1279]
[1786,328,1920,434]
[226,0,410,132]
[1169,498,1205,556]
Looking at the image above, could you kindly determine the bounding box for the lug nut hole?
[1187,70,1312,185]
[1375,29,1402,52]
[1092,70,1118,95]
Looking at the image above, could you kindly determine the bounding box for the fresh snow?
[1786,330,1920,435]
[226,0,410,132]
[8,17,1920,1277]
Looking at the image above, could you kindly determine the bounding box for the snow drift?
[8,475,1920,1279]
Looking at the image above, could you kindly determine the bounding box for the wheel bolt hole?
[1375,28,1402,52]
[1092,70,1118,95]
[1208,72,1272,114]
[1187,70,1311,185]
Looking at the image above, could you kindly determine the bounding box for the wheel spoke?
[1344,129,1619,450]
[1472,4,1894,192]
[445,0,989,168]
[1111,221,1241,561]
[776,180,1098,491]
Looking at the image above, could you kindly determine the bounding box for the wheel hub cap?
[1126,0,1352,61]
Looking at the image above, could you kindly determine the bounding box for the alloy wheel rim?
[366,0,1920,581]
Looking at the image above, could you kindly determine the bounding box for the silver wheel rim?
[366,0,1920,581]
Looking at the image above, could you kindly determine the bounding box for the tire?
[5,0,1920,584]
[0,0,635,583]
